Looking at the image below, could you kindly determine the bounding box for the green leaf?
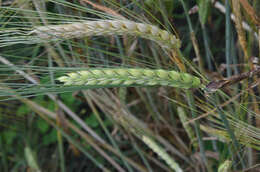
[103,119,112,127]
[37,119,50,133]
[85,114,99,128]
[145,0,175,15]
[17,104,31,116]
[3,130,17,145]
[60,93,79,110]
[43,130,57,145]
[197,0,210,25]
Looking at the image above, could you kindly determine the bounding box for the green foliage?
[145,0,176,15]
[0,0,259,171]
[42,129,57,146]
[85,114,99,128]
[196,0,211,25]
[2,130,17,145]
[60,93,80,111]
[11,98,59,148]
[17,105,31,116]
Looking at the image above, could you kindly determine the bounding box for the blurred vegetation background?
[0,0,259,171]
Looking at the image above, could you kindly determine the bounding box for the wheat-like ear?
[141,135,183,172]
[57,68,201,89]
[217,160,232,172]
[30,20,181,50]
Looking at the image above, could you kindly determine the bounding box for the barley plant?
[0,0,259,171]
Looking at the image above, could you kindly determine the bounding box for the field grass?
[0,0,259,171]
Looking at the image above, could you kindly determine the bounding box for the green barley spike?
[141,135,183,172]
[57,68,201,89]
[218,160,232,172]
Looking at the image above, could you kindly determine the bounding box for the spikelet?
[177,107,198,148]
[57,68,201,89]
[218,160,232,172]
[30,20,181,50]
[141,135,183,172]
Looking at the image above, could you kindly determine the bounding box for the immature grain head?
[141,135,183,172]
[57,68,201,89]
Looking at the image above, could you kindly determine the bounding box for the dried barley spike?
[31,20,181,50]
[57,68,201,89]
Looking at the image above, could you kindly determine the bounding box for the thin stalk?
[44,118,112,172]
[231,33,239,75]
[179,0,203,71]
[83,92,134,172]
[225,0,232,77]
[186,90,208,169]
[0,55,106,145]
[0,134,8,172]
[87,89,190,164]
[201,25,213,71]
[132,142,153,172]
[49,55,66,172]
[17,90,125,172]
[5,87,112,171]
[214,94,246,168]
[57,121,65,172]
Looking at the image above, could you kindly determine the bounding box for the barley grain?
[142,135,183,172]
[217,160,232,172]
[30,20,181,50]
[57,68,201,89]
